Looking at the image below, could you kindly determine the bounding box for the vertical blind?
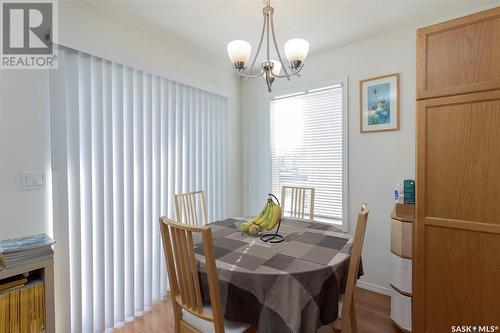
[271,85,344,222]
[50,48,228,332]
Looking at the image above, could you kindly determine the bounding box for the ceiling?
[84,0,496,62]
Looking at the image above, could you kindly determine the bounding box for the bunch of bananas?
[240,196,282,235]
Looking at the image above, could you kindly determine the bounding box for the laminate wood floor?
[114,287,400,333]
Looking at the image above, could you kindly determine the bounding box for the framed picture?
[360,73,400,133]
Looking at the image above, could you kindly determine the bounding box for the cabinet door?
[414,90,500,332]
[416,7,500,100]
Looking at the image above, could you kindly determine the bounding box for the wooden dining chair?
[173,190,209,226]
[159,217,255,333]
[320,204,369,333]
[281,186,315,220]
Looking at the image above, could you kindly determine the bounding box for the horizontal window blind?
[50,47,228,332]
[271,85,344,222]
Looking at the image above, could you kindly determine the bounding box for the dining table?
[193,217,361,333]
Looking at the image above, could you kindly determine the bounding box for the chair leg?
[173,303,182,333]
[349,296,358,333]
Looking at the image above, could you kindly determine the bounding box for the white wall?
[0,70,52,239]
[242,28,417,293]
[0,1,243,240]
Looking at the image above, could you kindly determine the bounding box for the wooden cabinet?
[414,7,500,333]
[416,7,500,100]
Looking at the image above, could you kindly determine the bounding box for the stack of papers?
[0,234,54,269]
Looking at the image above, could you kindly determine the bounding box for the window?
[271,83,346,225]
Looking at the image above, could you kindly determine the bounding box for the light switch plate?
[21,171,46,190]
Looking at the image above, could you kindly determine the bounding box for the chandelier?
[226,0,310,92]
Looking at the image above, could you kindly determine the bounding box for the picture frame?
[360,73,400,133]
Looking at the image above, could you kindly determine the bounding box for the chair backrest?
[340,204,369,330]
[159,217,224,333]
[173,190,209,226]
[281,186,315,220]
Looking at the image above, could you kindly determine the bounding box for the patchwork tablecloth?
[193,217,360,333]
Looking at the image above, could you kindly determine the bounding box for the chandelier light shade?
[270,60,282,77]
[227,40,252,70]
[226,0,309,92]
[284,38,310,70]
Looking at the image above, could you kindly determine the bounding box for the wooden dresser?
[390,209,413,332]
[414,7,500,332]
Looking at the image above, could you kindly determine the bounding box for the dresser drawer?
[391,252,412,294]
[391,288,412,331]
[391,218,412,258]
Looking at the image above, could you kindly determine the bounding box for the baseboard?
[357,280,392,296]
